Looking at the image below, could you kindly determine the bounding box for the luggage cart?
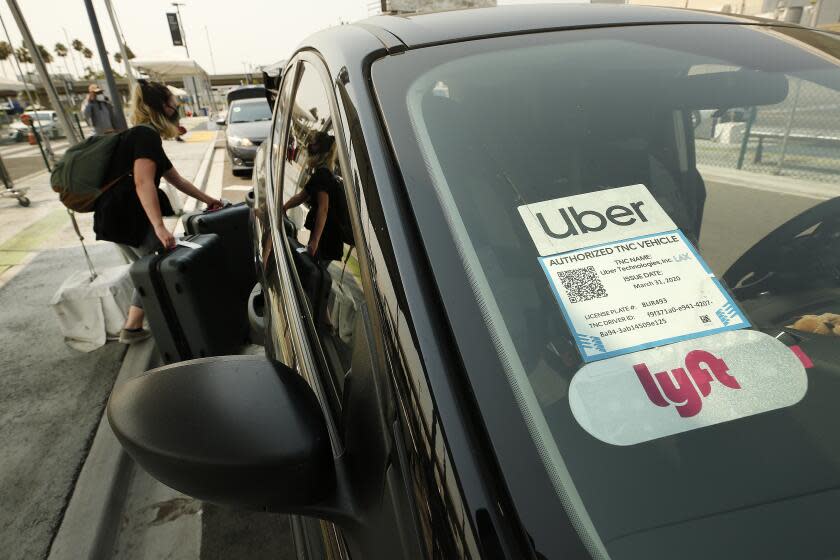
[0,153,29,207]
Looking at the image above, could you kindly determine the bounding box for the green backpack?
[51,124,153,212]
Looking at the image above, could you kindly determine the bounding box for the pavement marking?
[185,131,216,143]
[1,141,69,158]
[0,206,70,252]
[0,251,35,291]
[0,250,30,265]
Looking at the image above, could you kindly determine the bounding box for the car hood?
[226,120,270,141]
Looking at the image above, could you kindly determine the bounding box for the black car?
[109,6,840,559]
[219,97,272,175]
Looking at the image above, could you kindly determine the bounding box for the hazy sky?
[0,0,727,78]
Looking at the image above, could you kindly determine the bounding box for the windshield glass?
[373,24,840,559]
[229,100,271,123]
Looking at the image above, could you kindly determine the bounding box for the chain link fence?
[694,77,840,184]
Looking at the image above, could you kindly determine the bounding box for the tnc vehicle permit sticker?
[520,185,749,362]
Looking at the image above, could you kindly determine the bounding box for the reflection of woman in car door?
[282,131,343,262]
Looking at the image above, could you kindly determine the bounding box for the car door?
[265,52,426,559]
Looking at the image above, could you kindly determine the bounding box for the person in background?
[93,79,222,344]
[81,83,116,135]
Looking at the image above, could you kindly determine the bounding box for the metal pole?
[171,4,201,113]
[204,26,217,74]
[103,0,136,87]
[83,0,127,131]
[736,106,757,170]
[26,119,51,171]
[775,78,802,176]
[4,0,78,148]
[173,3,189,56]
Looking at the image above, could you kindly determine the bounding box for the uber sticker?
[568,330,809,446]
[518,184,677,256]
[539,229,749,362]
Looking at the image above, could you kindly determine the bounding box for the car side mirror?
[215,118,226,127]
[108,355,335,511]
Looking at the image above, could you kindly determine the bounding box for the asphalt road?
[699,179,822,275]
[0,244,126,560]
[0,140,69,182]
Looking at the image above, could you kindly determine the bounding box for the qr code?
[557,266,608,303]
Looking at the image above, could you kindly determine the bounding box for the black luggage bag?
[130,234,249,363]
[183,203,255,293]
[288,237,331,326]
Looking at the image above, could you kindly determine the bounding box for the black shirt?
[93,125,174,247]
[303,167,343,261]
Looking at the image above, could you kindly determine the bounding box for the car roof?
[355,4,796,50]
[230,97,268,106]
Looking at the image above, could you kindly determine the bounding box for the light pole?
[171,2,202,113]
[82,0,128,130]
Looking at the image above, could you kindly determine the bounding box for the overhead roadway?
[131,59,217,113]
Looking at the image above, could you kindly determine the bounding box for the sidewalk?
[698,164,835,201]
[0,122,217,560]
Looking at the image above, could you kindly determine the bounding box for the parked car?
[10,110,63,140]
[218,97,272,176]
[109,6,840,559]
[226,84,266,105]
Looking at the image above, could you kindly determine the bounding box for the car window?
[373,24,840,560]
[228,100,271,123]
[280,60,365,401]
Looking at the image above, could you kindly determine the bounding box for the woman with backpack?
[93,80,222,344]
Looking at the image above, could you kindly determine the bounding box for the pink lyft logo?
[633,350,740,418]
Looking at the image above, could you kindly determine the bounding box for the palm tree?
[82,46,94,74]
[71,39,86,79]
[0,42,12,78]
[36,44,53,74]
[15,45,32,80]
[54,42,74,79]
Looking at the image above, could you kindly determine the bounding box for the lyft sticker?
[518,184,677,256]
[568,330,808,446]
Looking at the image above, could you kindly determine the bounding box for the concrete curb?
[47,133,220,560]
[698,164,835,200]
[175,137,220,237]
[47,339,157,560]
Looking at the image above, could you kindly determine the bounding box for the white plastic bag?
[50,265,133,352]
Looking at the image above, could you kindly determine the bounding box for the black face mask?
[167,109,179,125]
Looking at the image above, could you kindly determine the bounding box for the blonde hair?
[306,134,338,172]
[129,82,180,139]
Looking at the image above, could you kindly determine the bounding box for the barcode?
[558,266,608,303]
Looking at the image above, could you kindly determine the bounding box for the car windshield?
[373,24,840,559]
[228,100,271,123]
